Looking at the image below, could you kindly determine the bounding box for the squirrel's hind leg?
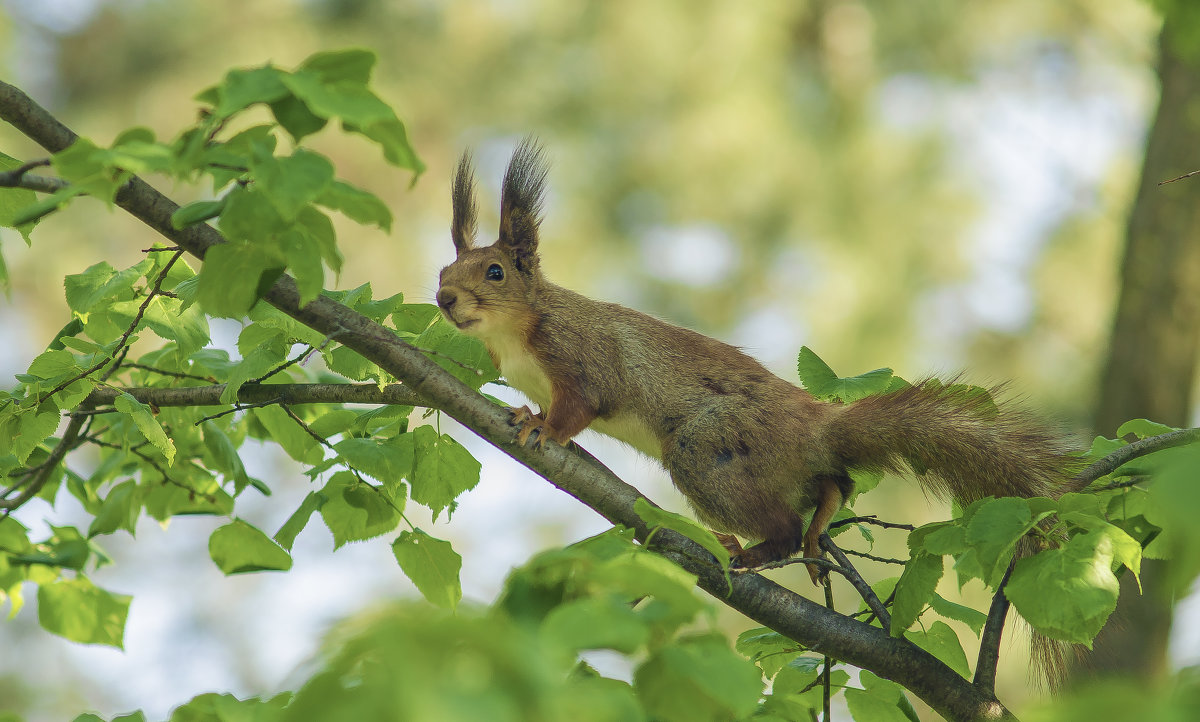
[801,475,847,584]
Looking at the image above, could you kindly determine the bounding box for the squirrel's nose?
[436,288,457,312]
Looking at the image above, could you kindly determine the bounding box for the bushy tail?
[827,380,1083,690]
[827,381,1078,504]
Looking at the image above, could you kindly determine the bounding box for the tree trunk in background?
[1083,19,1200,684]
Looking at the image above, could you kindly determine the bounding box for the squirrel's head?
[437,139,547,341]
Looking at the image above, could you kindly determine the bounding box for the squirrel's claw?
[510,406,559,449]
[802,534,827,585]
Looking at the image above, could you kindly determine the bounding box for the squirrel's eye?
[486,263,504,281]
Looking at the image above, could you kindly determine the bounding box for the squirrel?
[436,139,1077,583]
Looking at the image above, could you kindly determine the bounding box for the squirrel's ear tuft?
[451,151,478,255]
[499,137,548,273]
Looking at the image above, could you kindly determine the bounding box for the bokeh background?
[0,1,1197,720]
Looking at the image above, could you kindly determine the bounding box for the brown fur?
[437,141,1078,582]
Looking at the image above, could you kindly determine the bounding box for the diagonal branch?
[973,556,1016,695]
[820,532,891,633]
[0,79,1012,722]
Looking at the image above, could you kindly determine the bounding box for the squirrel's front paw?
[509,406,558,449]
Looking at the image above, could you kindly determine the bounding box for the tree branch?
[0,79,1013,722]
[820,532,891,633]
[83,382,429,409]
[973,557,1015,696]
[1073,427,1200,489]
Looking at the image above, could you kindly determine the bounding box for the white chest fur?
[475,328,662,460]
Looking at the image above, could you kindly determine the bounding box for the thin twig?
[821,532,891,633]
[193,397,283,425]
[828,515,916,532]
[250,330,345,384]
[840,548,906,565]
[1158,169,1200,185]
[36,250,185,404]
[973,557,1016,695]
[85,436,217,502]
[123,362,214,382]
[737,556,849,575]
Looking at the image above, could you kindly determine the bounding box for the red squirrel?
[436,140,1075,581]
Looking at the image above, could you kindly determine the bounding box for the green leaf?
[253,149,335,221]
[208,519,293,574]
[9,186,84,227]
[171,198,227,230]
[270,94,328,142]
[52,138,127,201]
[1005,531,1125,646]
[735,627,804,678]
[317,179,392,231]
[414,317,499,388]
[904,620,970,679]
[209,65,290,118]
[633,634,763,722]
[0,152,41,242]
[64,259,152,315]
[201,422,251,492]
[634,497,731,572]
[929,592,988,636]
[27,348,80,379]
[890,552,943,635]
[37,577,131,648]
[274,492,326,552]
[9,404,61,465]
[335,435,414,488]
[196,242,284,318]
[795,346,894,402]
[1116,418,1177,439]
[542,595,649,654]
[251,405,325,466]
[299,48,377,85]
[845,671,915,722]
[961,497,1036,586]
[392,530,462,611]
[318,471,403,549]
[409,426,481,520]
[87,481,140,538]
[113,393,176,464]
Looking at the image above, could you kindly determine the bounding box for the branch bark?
[0,79,1014,721]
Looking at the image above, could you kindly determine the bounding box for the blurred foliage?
[0,0,1189,720]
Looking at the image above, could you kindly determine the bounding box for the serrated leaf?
[392,529,462,610]
[37,577,130,648]
[335,435,413,488]
[414,317,498,388]
[409,426,480,520]
[890,552,943,636]
[318,471,403,549]
[634,497,731,573]
[27,349,79,379]
[64,260,151,315]
[1005,531,1122,646]
[962,497,1035,586]
[735,627,804,678]
[274,492,326,552]
[795,346,893,402]
[209,519,293,574]
[113,393,176,464]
